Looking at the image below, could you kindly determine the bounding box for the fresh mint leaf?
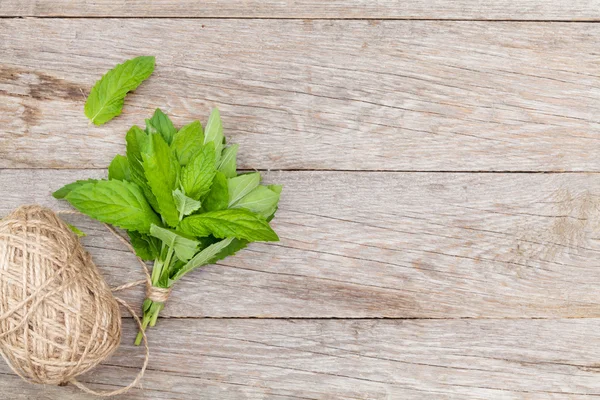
[204,108,224,164]
[228,172,261,206]
[142,133,180,227]
[65,180,161,233]
[267,184,283,195]
[179,209,279,242]
[172,121,204,165]
[181,142,216,200]
[126,126,148,180]
[126,126,160,212]
[218,144,238,178]
[170,237,235,283]
[67,224,86,237]
[149,224,199,262]
[202,171,228,211]
[146,108,176,145]
[128,230,160,260]
[232,185,280,218]
[53,179,99,199]
[85,56,155,125]
[108,154,131,181]
[173,188,202,218]
[207,238,248,264]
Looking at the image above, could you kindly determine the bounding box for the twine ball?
[0,205,122,386]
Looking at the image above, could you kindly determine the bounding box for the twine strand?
[57,212,157,396]
[69,297,149,397]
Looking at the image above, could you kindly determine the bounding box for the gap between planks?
[4,168,600,174]
[3,16,600,22]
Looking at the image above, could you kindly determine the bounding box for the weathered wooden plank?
[2,19,600,171]
[2,318,600,399]
[2,169,600,319]
[2,0,600,20]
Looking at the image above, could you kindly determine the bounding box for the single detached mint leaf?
[204,108,224,164]
[53,179,99,199]
[108,154,131,181]
[85,56,155,125]
[179,209,279,242]
[65,179,161,233]
[173,188,202,218]
[202,171,229,211]
[149,224,199,262]
[172,121,204,165]
[128,230,160,261]
[181,142,216,200]
[218,144,239,178]
[67,224,86,237]
[170,237,235,283]
[146,108,176,145]
[142,133,180,227]
[232,185,280,219]
[228,172,261,206]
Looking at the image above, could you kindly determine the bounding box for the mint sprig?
[55,107,281,344]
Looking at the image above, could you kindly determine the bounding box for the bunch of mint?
[53,57,281,344]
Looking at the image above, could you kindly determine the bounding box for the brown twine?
[0,206,159,397]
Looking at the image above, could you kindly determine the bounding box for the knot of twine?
[146,286,171,303]
[0,206,154,397]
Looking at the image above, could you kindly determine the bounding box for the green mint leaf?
[179,209,279,242]
[170,237,235,283]
[218,144,239,178]
[53,179,99,199]
[202,171,229,211]
[181,142,216,200]
[84,56,155,125]
[142,133,180,227]
[228,172,261,206]
[67,224,86,237]
[265,185,283,222]
[146,108,176,145]
[173,188,202,218]
[204,108,224,164]
[65,180,161,233]
[149,224,199,262]
[267,184,283,195]
[126,126,160,212]
[171,121,204,165]
[232,185,280,219]
[108,154,131,181]
[128,230,160,260]
[207,238,248,264]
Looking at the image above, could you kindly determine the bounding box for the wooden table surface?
[2,1,600,399]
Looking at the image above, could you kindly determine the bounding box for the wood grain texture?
[2,19,600,171]
[2,169,600,319]
[2,0,600,20]
[2,318,600,399]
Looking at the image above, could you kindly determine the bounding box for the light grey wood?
[2,169,600,319]
[2,19,600,171]
[2,318,600,399]
[2,0,600,20]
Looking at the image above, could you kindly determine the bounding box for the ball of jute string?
[0,205,152,397]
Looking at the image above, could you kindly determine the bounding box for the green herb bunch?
[54,106,281,344]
